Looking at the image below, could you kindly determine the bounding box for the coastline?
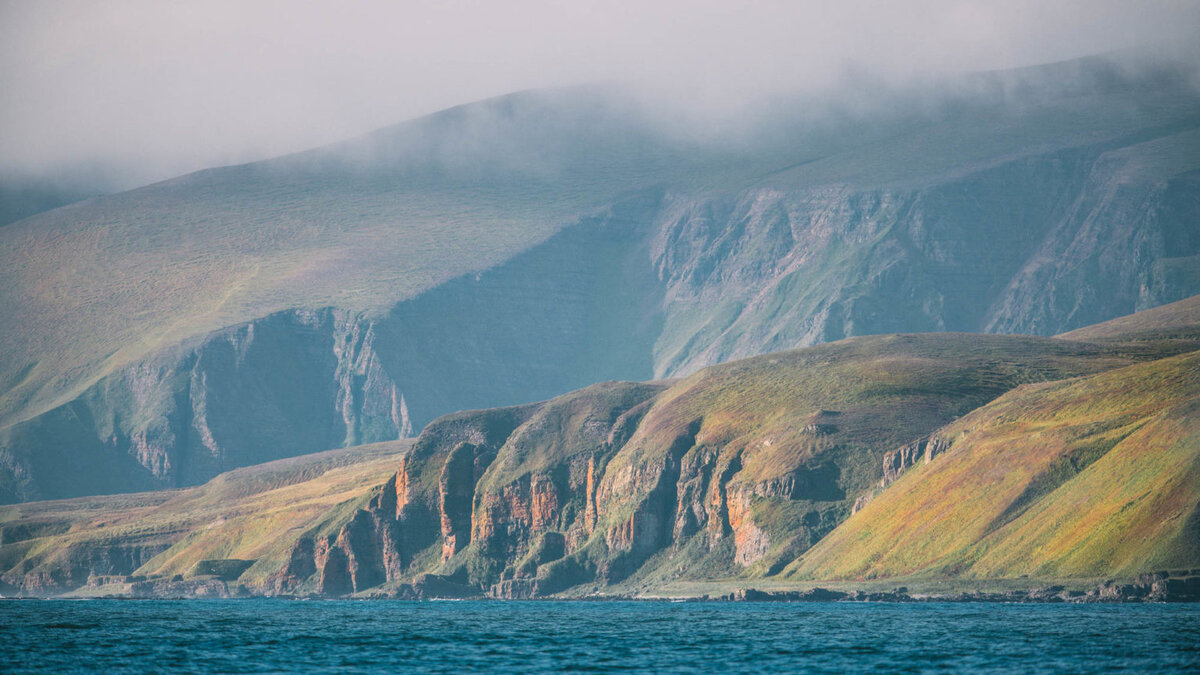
[10,569,1197,603]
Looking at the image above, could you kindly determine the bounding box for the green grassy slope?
[790,350,1200,581]
[1058,294,1200,343]
[0,442,407,593]
[0,88,742,429]
[0,113,742,428]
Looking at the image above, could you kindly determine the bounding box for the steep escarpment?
[266,382,663,597]
[0,309,409,502]
[573,334,1150,589]
[0,194,664,503]
[652,134,1200,375]
[365,192,666,430]
[985,142,1200,334]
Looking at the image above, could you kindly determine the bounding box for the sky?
[2,0,1199,188]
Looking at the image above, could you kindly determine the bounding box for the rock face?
[4,61,1200,502]
[239,333,1151,597]
[880,435,953,488]
[0,309,411,502]
[0,539,170,596]
[1072,573,1200,603]
[717,572,1200,603]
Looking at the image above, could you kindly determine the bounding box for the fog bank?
[2,0,1198,188]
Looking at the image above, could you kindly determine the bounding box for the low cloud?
[1,0,1198,189]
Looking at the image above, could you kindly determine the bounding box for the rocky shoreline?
[712,572,1200,604]
[9,570,1199,604]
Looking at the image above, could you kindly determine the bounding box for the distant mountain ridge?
[2,54,1199,502]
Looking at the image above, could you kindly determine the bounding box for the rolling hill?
[0,442,408,595]
[2,55,1200,502]
[0,177,107,229]
[2,296,1196,597]
[790,351,1200,581]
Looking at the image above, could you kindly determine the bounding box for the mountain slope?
[1058,293,1200,343]
[3,56,1200,502]
[790,350,1200,581]
[0,178,106,228]
[0,442,407,595]
[4,294,1196,596]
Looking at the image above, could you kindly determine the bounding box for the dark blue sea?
[2,600,1198,673]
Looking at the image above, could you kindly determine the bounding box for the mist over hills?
[0,180,102,229]
[1,54,1199,502]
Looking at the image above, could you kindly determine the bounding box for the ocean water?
[1,600,1198,673]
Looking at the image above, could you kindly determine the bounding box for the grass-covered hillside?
[786,294,1200,581]
[0,442,407,595]
[1059,294,1200,344]
[3,55,1200,503]
[791,350,1200,581]
[0,88,695,429]
[3,296,1196,597]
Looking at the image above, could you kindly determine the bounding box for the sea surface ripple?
[1,599,1198,673]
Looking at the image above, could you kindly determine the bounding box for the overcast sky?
[2,0,1199,187]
